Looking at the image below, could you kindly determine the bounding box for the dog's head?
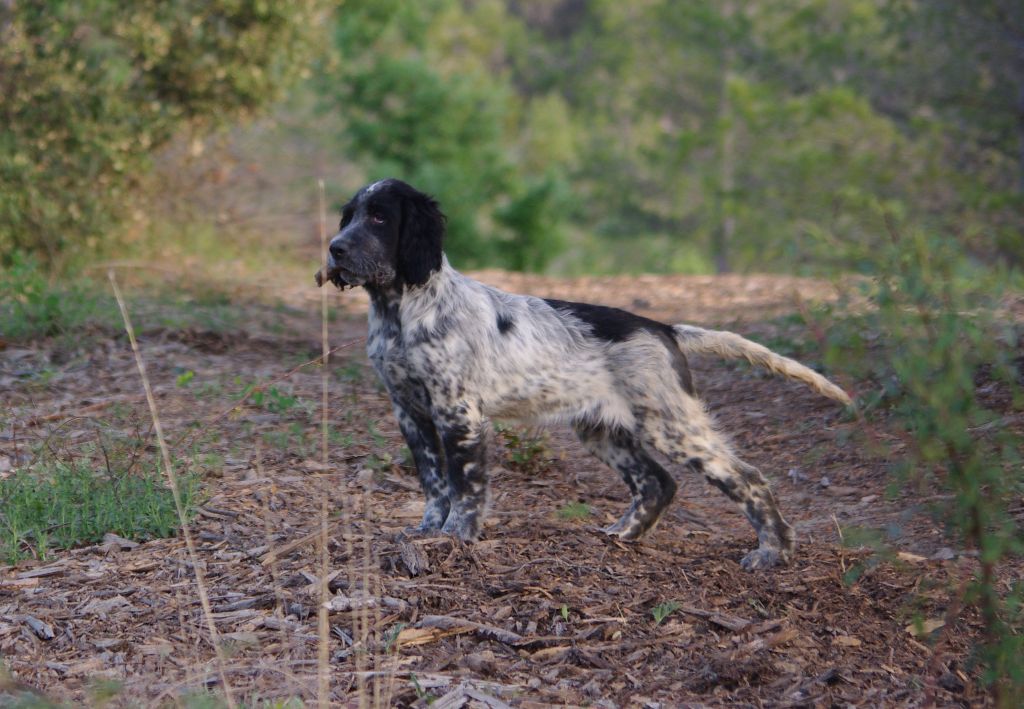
[315,179,445,291]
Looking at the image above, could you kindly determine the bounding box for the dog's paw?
[402,524,441,538]
[441,509,481,541]
[603,508,660,540]
[418,500,450,532]
[604,521,643,541]
[739,547,787,571]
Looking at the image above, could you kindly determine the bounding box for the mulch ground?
[0,270,1006,707]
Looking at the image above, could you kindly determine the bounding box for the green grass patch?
[0,251,118,341]
[0,460,198,564]
[556,501,592,521]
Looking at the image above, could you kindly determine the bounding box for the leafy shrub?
[817,225,1023,702]
[0,0,325,263]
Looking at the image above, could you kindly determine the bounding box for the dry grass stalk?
[364,487,381,708]
[317,177,332,708]
[319,178,331,468]
[318,495,331,707]
[108,270,237,709]
[256,442,292,657]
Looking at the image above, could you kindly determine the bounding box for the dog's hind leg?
[640,410,795,570]
[575,423,677,540]
[392,402,449,532]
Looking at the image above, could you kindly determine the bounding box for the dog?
[316,179,851,570]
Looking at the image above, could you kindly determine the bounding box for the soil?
[0,270,1008,707]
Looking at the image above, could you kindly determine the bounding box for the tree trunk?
[714,52,736,274]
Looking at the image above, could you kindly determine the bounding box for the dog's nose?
[329,239,347,261]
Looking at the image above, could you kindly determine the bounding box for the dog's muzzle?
[314,263,352,290]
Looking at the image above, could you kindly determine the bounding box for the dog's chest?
[367,299,431,409]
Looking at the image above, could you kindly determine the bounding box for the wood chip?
[420,614,524,645]
[81,595,132,619]
[399,541,431,576]
[677,604,751,632]
[102,533,139,550]
[396,626,469,647]
[16,561,68,579]
[905,619,945,637]
[530,645,572,662]
[23,615,55,640]
[896,551,927,564]
[261,524,340,565]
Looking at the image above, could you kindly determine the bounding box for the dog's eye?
[370,213,386,225]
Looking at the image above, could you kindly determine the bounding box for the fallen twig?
[419,614,524,645]
[677,604,751,632]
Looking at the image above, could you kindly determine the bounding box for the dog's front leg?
[435,404,489,541]
[392,402,450,533]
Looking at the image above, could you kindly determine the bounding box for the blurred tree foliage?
[324,0,1023,273]
[322,0,571,268]
[2,0,1022,274]
[0,0,324,264]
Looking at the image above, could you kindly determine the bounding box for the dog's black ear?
[397,187,445,287]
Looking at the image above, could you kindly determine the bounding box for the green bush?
[818,225,1023,703]
[0,0,324,263]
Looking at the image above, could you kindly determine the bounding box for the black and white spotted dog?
[316,179,851,570]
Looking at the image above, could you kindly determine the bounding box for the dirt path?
[0,272,984,706]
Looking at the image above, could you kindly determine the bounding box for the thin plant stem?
[317,178,332,708]
[108,270,237,709]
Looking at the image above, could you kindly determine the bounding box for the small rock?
[932,547,957,561]
[819,476,831,488]
[788,468,805,484]
[859,495,878,504]
[938,672,965,693]
[527,677,542,690]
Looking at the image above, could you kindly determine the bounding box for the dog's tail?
[672,324,852,406]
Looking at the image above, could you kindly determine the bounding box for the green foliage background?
[321,0,1024,274]
[2,0,1022,275]
[0,0,323,264]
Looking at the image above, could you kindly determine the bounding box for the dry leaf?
[896,552,928,564]
[905,619,945,637]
